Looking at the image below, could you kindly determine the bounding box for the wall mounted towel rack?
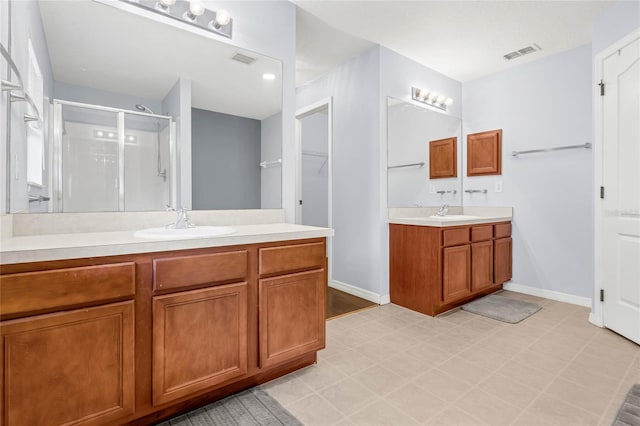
[437,190,457,194]
[512,142,591,157]
[465,189,488,194]
[388,162,425,170]
[0,43,42,123]
[259,158,282,169]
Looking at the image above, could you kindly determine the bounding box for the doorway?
[595,29,640,344]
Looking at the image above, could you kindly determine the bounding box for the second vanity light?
[411,87,453,111]
[123,0,233,39]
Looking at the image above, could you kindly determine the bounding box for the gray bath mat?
[613,384,640,426]
[156,386,301,426]
[461,294,541,323]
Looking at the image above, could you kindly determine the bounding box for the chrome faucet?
[436,204,449,217]
[168,207,194,229]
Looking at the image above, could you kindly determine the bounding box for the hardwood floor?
[326,287,376,319]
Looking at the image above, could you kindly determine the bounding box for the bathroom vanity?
[389,209,512,316]
[0,215,332,426]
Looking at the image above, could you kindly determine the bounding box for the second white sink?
[134,226,235,240]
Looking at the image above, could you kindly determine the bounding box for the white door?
[599,32,640,344]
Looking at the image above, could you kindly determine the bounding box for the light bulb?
[215,10,231,26]
[159,0,175,6]
[445,98,454,105]
[107,132,115,138]
[428,93,438,102]
[189,0,205,17]
[96,131,104,137]
[262,73,276,81]
[436,95,446,104]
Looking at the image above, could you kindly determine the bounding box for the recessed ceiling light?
[262,73,276,81]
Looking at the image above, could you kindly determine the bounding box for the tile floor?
[263,291,640,425]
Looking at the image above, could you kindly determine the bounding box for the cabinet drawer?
[471,225,493,242]
[442,228,470,247]
[494,223,512,238]
[1,263,135,318]
[153,250,247,291]
[259,242,325,276]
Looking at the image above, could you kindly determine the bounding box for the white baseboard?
[503,282,592,308]
[329,280,384,305]
[380,294,391,305]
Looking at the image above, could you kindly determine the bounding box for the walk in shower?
[53,100,175,212]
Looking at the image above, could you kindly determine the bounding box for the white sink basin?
[428,215,481,220]
[134,226,235,240]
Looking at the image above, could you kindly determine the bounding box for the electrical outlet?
[495,181,503,193]
[429,184,436,194]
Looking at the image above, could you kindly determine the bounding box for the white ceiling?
[294,1,614,84]
[38,1,282,120]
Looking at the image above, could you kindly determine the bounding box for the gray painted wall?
[191,108,261,210]
[261,111,282,209]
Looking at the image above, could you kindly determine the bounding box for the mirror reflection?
[387,97,462,207]
[6,0,282,213]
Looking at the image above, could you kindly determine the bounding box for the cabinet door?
[0,301,134,426]
[442,245,471,303]
[152,282,247,406]
[494,237,513,284]
[471,241,494,291]
[259,269,326,368]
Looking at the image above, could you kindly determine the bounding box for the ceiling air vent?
[231,52,257,65]
[503,44,541,61]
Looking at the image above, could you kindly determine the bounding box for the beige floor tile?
[509,349,571,376]
[477,372,540,408]
[330,325,386,348]
[295,362,348,392]
[436,308,477,325]
[413,368,471,403]
[355,336,407,363]
[261,374,315,407]
[425,406,487,426]
[559,364,622,395]
[544,377,614,415]
[377,350,434,380]
[385,382,447,423]
[463,316,505,334]
[286,393,345,426]
[352,365,408,396]
[497,359,556,390]
[322,336,351,359]
[347,399,419,426]
[406,341,454,366]
[397,323,445,341]
[325,349,377,376]
[473,335,527,357]
[414,317,458,334]
[456,346,512,372]
[571,351,633,378]
[318,378,377,416]
[455,388,522,425]
[424,333,473,354]
[517,394,600,425]
[437,356,493,386]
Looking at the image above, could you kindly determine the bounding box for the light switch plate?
[495,181,503,193]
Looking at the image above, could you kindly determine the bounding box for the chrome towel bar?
[512,142,591,157]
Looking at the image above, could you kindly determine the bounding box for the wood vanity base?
[0,238,327,426]
[390,222,512,316]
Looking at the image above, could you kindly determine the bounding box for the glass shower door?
[58,104,120,212]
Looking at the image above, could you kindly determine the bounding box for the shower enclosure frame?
[52,99,176,212]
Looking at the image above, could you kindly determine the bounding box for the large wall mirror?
[4,0,282,213]
[387,97,462,207]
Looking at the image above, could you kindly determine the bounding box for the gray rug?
[613,384,640,426]
[157,387,302,426]
[461,294,541,323]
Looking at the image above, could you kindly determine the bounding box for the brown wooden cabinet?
[0,237,327,426]
[152,283,248,406]
[0,301,135,426]
[390,221,512,316]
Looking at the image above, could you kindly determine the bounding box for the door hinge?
[598,80,605,96]
[600,289,605,302]
[600,186,605,199]
[299,199,303,205]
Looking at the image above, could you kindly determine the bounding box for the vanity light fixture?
[411,87,453,111]
[121,0,233,39]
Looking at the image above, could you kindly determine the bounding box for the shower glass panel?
[55,101,174,212]
[123,114,172,211]
[59,104,119,212]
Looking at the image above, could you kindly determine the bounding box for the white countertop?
[388,215,512,227]
[387,207,513,227]
[0,223,334,265]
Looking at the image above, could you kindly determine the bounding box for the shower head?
[135,104,155,114]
